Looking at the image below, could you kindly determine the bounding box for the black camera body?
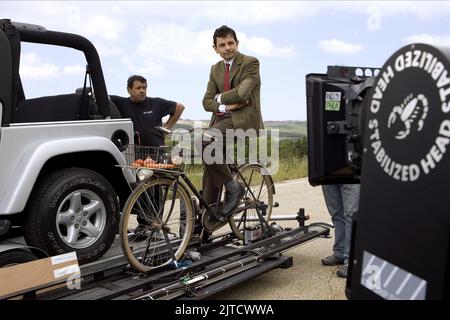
[306,66,378,186]
[306,44,450,300]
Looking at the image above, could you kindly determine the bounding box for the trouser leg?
[201,116,235,206]
[202,170,222,206]
[322,184,345,260]
[341,184,360,264]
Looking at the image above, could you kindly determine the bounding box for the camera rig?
[306,43,450,300]
[306,65,379,185]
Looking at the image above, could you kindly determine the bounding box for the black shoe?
[336,264,348,278]
[321,255,345,266]
[221,182,245,218]
[208,206,223,222]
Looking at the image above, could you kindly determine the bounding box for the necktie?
[224,63,230,91]
[217,63,231,116]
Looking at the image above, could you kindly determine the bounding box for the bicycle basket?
[124,144,185,171]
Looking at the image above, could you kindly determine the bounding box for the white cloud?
[63,65,85,76]
[365,1,450,21]
[20,62,59,80]
[66,10,124,42]
[93,41,124,58]
[20,53,84,80]
[135,24,215,66]
[131,23,296,76]
[1,2,125,42]
[403,34,450,47]
[318,39,364,54]
[4,1,450,28]
[193,1,450,25]
[121,56,167,77]
[136,58,167,77]
[238,34,296,58]
[197,1,319,24]
[20,53,59,79]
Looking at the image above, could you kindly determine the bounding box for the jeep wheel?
[24,168,119,264]
[0,250,37,268]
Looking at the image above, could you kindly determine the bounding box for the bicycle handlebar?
[155,126,172,135]
[156,126,216,141]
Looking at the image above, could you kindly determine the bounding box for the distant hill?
[264,120,307,139]
[175,119,306,140]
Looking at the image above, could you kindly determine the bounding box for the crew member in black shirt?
[110,75,185,146]
[110,75,185,239]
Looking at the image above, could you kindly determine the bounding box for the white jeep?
[0,19,135,265]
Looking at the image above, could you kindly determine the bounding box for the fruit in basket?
[143,157,156,167]
[145,162,159,168]
[171,155,183,166]
[138,160,176,169]
[132,159,145,167]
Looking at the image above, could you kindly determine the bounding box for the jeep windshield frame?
[0,19,110,125]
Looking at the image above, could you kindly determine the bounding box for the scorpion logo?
[387,93,429,140]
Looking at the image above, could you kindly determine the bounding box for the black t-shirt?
[110,96,176,146]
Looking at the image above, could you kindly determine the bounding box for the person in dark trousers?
[110,75,185,237]
[202,25,264,222]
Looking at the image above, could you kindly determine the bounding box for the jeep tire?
[0,250,37,268]
[24,168,119,264]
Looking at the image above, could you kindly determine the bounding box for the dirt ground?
[212,178,347,300]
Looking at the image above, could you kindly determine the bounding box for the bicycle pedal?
[201,212,228,233]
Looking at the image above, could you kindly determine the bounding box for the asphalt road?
[212,178,347,300]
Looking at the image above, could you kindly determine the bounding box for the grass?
[182,156,308,191]
[271,156,308,183]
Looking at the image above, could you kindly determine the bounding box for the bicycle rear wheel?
[229,163,274,240]
[120,176,194,272]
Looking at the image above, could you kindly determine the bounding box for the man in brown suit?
[202,25,264,222]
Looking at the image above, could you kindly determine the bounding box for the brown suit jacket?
[202,52,264,132]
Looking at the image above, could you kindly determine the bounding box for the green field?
[263,120,307,139]
[174,120,307,140]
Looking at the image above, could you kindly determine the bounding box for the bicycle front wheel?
[229,163,274,240]
[120,176,194,272]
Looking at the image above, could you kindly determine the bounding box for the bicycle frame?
[159,161,273,237]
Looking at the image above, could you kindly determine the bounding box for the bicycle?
[118,127,275,273]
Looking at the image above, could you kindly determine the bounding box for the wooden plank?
[0,252,79,299]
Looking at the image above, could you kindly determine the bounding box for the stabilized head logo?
[387,93,429,140]
[367,43,450,182]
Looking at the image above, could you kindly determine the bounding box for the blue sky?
[2,1,450,121]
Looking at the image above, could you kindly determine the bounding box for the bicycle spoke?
[155,186,169,222]
[164,217,195,227]
[162,230,177,262]
[142,229,159,264]
[246,170,254,198]
[256,174,265,200]
[120,175,194,272]
[229,164,274,240]
[162,181,178,225]
[136,185,160,223]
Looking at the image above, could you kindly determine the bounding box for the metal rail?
[3,209,331,300]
